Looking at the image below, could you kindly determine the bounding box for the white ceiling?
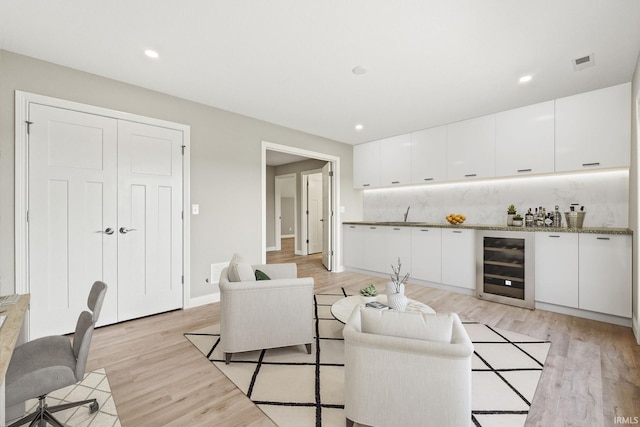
[1,1,639,145]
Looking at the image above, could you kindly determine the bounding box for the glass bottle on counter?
[553,205,562,227]
[525,208,534,227]
[536,207,545,227]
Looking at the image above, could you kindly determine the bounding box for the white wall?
[0,50,361,299]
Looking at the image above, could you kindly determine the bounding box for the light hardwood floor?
[87,238,640,426]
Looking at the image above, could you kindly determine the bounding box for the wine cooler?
[476,230,535,309]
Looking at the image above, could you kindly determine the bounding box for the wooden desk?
[0,294,30,425]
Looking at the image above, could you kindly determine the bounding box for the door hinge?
[329,171,334,177]
[181,210,184,220]
[181,145,186,155]
[306,239,309,244]
[25,121,33,135]
[26,210,29,223]
[331,250,334,256]
[181,275,184,284]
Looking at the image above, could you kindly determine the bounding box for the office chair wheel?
[89,401,100,414]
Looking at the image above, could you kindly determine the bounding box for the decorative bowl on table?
[446,213,466,225]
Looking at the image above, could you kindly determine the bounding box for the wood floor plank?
[84,237,640,426]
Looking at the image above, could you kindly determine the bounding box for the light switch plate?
[192,204,199,215]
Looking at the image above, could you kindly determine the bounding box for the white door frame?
[14,91,193,307]
[261,141,341,270]
[274,173,297,251]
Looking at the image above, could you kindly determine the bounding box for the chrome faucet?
[403,206,410,222]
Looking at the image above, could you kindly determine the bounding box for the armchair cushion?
[228,253,256,282]
[360,308,454,343]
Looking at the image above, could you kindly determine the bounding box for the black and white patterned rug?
[9,368,120,427]
[185,291,550,427]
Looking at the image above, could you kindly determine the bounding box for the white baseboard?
[295,249,305,256]
[186,292,220,308]
[266,246,277,252]
[633,315,640,344]
[281,234,295,238]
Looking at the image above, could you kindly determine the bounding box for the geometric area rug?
[9,368,120,427]
[185,291,551,427]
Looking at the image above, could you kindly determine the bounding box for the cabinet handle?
[420,229,429,232]
[393,228,401,230]
[370,227,377,229]
[362,183,370,187]
[596,237,610,240]
[582,162,600,167]
[391,181,400,184]
[548,235,560,238]
[464,173,477,177]
[349,226,356,229]
[423,178,434,181]
[517,168,532,173]
[453,230,462,233]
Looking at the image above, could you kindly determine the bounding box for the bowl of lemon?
[446,213,466,225]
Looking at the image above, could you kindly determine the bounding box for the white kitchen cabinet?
[380,134,412,186]
[410,126,447,184]
[534,232,579,308]
[446,114,496,181]
[579,234,631,318]
[555,83,631,172]
[495,101,555,177]
[411,227,442,283]
[343,224,364,269]
[386,226,412,277]
[441,228,476,290]
[353,141,381,188]
[362,225,386,272]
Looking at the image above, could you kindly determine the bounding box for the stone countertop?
[342,221,632,235]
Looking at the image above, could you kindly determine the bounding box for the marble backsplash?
[363,170,629,228]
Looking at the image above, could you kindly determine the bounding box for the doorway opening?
[262,141,340,272]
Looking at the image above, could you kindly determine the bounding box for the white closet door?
[28,104,119,338]
[116,121,184,321]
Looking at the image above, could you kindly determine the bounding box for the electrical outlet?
[192,204,199,215]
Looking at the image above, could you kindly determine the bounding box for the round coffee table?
[330,294,435,324]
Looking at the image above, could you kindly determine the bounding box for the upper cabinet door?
[353,140,381,188]
[380,134,412,186]
[495,101,555,177]
[555,83,631,172]
[410,126,447,184]
[446,114,496,180]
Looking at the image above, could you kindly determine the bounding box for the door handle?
[119,227,137,234]
[98,228,114,235]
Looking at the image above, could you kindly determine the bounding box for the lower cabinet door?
[579,234,631,318]
[535,233,579,308]
[411,228,442,283]
[441,229,476,290]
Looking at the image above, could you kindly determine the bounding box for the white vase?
[386,282,408,311]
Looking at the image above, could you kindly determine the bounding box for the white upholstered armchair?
[219,260,314,364]
[343,307,474,427]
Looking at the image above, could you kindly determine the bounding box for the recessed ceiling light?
[355,124,364,131]
[352,66,367,75]
[144,49,159,59]
[518,75,532,84]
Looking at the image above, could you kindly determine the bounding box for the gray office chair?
[5,281,107,427]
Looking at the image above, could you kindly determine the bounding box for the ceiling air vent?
[573,53,595,71]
